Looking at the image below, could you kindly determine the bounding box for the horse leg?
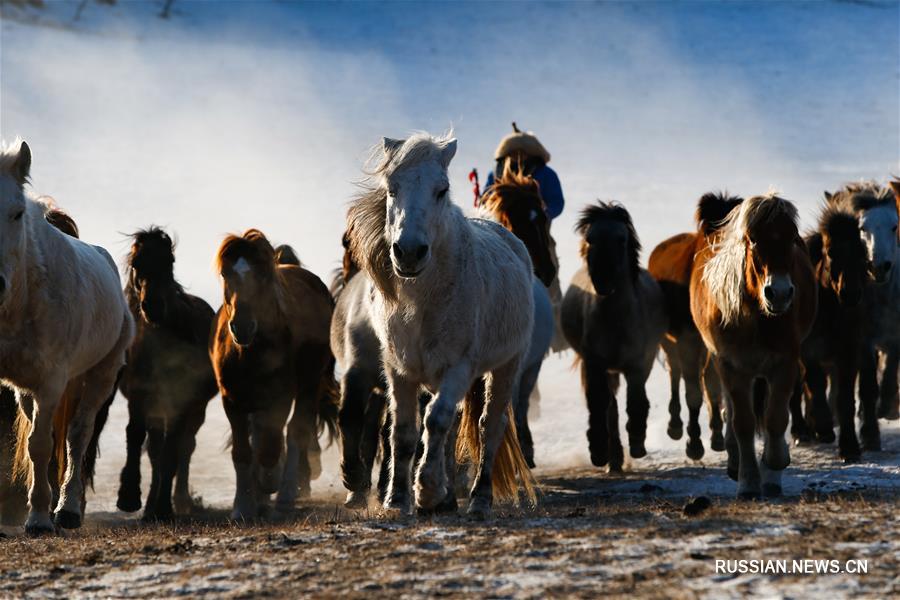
[0,386,28,526]
[581,355,614,468]
[515,363,541,469]
[173,399,206,515]
[22,381,64,535]
[677,341,704,461]
[251,397,293,498]
[760,366,796,498]
[467,358,518,519]
[117,394,146,513]
[148,412,188,522]
[338,368,378,507]
[662,337,683,441]
[383,369,418,513]
[805,362,834,443]
[789,378,811,445]
[223,397,256,521]
[375,395,391,504]
[877,346,900,420]
[54,366,119,529]
[277,384,317,513]
[623,368,650,460]
[142,418,164,521]
[416,364,471,512]
[716,360,759,498]
[702,356,726,452]
[853,349,879,454]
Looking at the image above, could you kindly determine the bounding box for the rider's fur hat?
[494,122,550,163]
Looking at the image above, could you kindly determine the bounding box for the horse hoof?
[382,494,410,514]
[815,430,836,444]
[878,406,899,421]
[606,462,624,475]
[25,522,55,536]
[737,490,760,501]
[667,423,683,441]
[710,433,726,452]
[860,431,881,452]
[466,498,491,521]
[53,510,81,530]
[686,439,705,461]
[116,493,142,514]
[726,465,739,482]
[298,485,312,500]
[589,449,609,468]
[417,492,457,516]
[629,443,647,459]
[840,452,861,464]
[792,431,812,446]
[762,483,782,498]
[344,491,369,509]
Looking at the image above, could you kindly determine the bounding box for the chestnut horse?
[561,202,667,472]
[789,206,869,461]
[648,192,741,460]
[691,193,815,497]
[116,227,218,520]
[211,230,338,519]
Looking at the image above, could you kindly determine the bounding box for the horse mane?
[127,226,184,288]
[215,228,278,278]
[274,244,301,266]
[702,192,799,325]
[575,201,641,281]
[329,229,360,297]
[479,166,545,228]
[695,191,743,236]
[826,181,894,213]
[347,131,455,302]
[0,139,30,185]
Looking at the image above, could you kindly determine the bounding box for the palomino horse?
[0,203,84,527]
[826,182,900,425]
[0,141,134,533]
[691,193,816,497]
[211,230,338,519]
[117,227,218,520]
[789,206,869,461]
[347,132,536,518]
[648,192,742,460]
[477,168,556,468]
[562,202,667,472]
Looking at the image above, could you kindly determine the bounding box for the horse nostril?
[764,286,774,301]
[0,276,7,295]
[785,285,795,300]
[391,243,404,259]
[883,261,893,273]
[229,321,238,335]
[415,244,429,260]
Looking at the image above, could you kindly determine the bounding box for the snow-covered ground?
[1,0,898,513]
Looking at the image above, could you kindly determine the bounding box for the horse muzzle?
[229,319,258,347]
[870,260,893,284]
[391,241,429,279]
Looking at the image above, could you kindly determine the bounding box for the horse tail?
[456,378,537,506]
[52,379,83,488]
[12,401,32,488]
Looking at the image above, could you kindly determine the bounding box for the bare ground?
[1,445,898,599]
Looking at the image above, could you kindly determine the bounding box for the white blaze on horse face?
[232,257,252,279]
[859,204,899,281]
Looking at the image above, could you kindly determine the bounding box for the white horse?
[0,140,134,534]
[347,132,536,518]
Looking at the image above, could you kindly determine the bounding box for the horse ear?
[888,180,900,201]
[439,138,457,168]
[13,141,31,186]
[823,190,832,202]
[382,137,404,156]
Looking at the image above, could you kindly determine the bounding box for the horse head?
[739,194,802,317]
[826,183,898,284]
[480,167,556,286]
[379,133,457,279]
[128,227,178,326]
[0,140,32,306]
[576,201,641,298]
[815,207,868,307]
[216,229,279,347]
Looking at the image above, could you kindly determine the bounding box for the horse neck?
[0,205,46,332]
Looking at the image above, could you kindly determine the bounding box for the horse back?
[649,232,704,336]
[279,265,334,346]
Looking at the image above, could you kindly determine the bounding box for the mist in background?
[1,0,898,509]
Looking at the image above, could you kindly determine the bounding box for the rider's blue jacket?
[485,164,565,220]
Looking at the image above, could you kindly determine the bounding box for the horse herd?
[0,133,898,535]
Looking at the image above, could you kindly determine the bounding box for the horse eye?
[529,209,538,222]
[11,210,23,222]
[436,187,449,200]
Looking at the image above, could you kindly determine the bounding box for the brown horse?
[789,206,869,461]
[211,229,338,520]
[116,227,218,520]
[691,193,816,498]
[648,192,741,460]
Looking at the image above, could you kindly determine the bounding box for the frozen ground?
[1,0,899,596]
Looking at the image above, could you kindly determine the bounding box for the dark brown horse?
[561,202,667,472]
[116,227,218,520]
[648,192,741,460]
[691,194,816,498]
[211,229,338,519]
[789,206,869,461]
